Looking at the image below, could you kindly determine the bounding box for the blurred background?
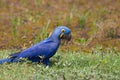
[0,0,120,52]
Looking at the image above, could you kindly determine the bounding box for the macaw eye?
[61,29,65,33]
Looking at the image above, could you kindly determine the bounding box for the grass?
[67,12,73,26]
[33,20,50,44]
[78,11,90,29]
[0,50,120,80]
[11,17,22,36]
[0,0,120,79]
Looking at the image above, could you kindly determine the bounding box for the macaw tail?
[0,58,12,64]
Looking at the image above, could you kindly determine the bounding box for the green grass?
[78,11,90,29]
[11,17,22,36]
[34,20,50,44]
[0,50,120,80]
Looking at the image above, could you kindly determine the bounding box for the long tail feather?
[0,58,12,64]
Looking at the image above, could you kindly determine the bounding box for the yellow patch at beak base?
[60,33,64,38]
[60,29,65,38]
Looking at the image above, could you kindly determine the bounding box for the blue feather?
[0,26,71,65]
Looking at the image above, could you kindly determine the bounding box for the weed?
[34,20,51,44]
[78,11,90,29]
[40,20,51,40]
[76,38,87,46]
[21,0,27,6]
[105,27,117,38]
[11,17,22,36]
[35,0,43,5]
[67,12,73,26]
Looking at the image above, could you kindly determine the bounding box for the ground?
[0,50,120,80]
[0,0,120,51]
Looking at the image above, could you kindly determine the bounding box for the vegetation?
[0,0,120,51]
[0,49,120,80]
[0,0,120,80]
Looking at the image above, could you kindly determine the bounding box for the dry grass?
[0,0,120,51]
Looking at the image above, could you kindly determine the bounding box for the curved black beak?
[61,33,71,42]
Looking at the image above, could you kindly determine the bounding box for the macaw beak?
[61,33,71,42]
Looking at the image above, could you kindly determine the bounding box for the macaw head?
[50,26,71,43]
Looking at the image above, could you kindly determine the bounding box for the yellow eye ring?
[61,29,65,33]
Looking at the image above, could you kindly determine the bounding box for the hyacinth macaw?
[0,26,71,65]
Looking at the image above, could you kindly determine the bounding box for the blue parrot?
[0,26,71,65]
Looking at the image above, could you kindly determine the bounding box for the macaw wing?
[9,39,57,59]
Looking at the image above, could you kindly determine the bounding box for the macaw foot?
[42,58,50,66]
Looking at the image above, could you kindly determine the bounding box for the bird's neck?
[49,34,61,44]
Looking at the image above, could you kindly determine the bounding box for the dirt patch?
[0,0,120,51]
